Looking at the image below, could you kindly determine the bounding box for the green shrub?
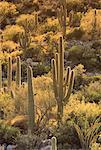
[0,92,15,119]
[0,120,20,144]
[81,81,101,104]
[33,64,50,77]
[66,27,84,40]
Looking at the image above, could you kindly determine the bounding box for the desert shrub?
[73,64,86,90]
[52,98,101,149]
[82,75,101,86]
[0,41,19,53]
[80,9,101,40]
[0,120,20,144]
[91,41,101,50]
[0,1,17,28]
[39,18,59,34]
[33,64,50,77]
[0,92,15,119]
[66,27,84,40]
[72,12,83,27]
[68,45,83,62]
[91,143,101,150]
[24,43,43,61]
[3,25,24,42]
[81,81,101,104]
[16,14,37,33]
[66,0,84,13]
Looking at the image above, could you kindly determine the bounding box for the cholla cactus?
[7,57,12,89]
[16,56,21,87]
[51,37,74,124]
[57,0,67,37]
[27,66,35,133]
[51,137,57,150]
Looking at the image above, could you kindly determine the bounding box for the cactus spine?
[27,66,35,133]
[0,60,2,89]
[7,57,12,89]
[51,137,57,150]
[51,37,74,124]
[16,56,21,87]
[57,0,67,38]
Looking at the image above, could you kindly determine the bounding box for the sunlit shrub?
[16,14,37,32]
[0,1,17,28]
[3,25,24,42]
[80,9,101,40]
[0,41,19,53]
[0,92,15,119]
[39,18,59,34]
[81,81,101,104]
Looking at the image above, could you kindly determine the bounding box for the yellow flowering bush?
[3,25,24,42]
[80,9,101,40]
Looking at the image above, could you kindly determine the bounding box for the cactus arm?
[51,59,58,100]
[63,70,74,104]
[16,56,21,87]
[27,66,35,133]
[64,67,71,87]
[55,53,59,83]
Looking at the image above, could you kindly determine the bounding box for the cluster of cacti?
[57,0,67,37]
[51,37,74,124]
[0,56,35,133]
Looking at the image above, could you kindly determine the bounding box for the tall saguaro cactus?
[7,57,12,89]
[16,56,21,87]
[27,66,35,133]
[0,60,2,89]
[51,37,74,124]
[57,0,67,38]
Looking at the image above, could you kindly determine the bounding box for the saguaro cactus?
[51,137,57,150]
[69,10,74,27]
[35,13,38,30]
[7,57,12,89]
[57,0,67,38]
[16,56,21,87]
[27,66,35,133]
[51,37,74,124]
[0,60,2,89]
